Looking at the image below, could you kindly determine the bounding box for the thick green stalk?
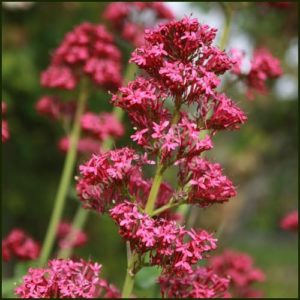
[38,79,89,267]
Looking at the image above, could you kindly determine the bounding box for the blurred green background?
[2,2,298,298]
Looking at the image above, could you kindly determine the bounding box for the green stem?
[121,244,138,298]
[151,201,184,217]
[38,79,89,267]
[144,164,164,214]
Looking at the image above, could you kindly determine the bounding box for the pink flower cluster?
[2,229,40,262]
[112,17,246,166]
[41,23,122,90]
[103,2,174,47]
[36,96,124,155]
[280,210,298,232]
[56,221,88,249]
[60,112,124,155]
[159,267,230,298]
[77,146,181,218]
[2,101,9,143]
[210,249,265,298]
[58,137,102,155]
[81,112,124,141]
[15,258,120,298]
[178,157,237,207]
[246,48,282,98]
[110,201,217,275]
[76,147,145,213]
[231,48,282,99]
[36,96,77,121]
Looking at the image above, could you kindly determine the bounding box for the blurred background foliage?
[2,2,298,298]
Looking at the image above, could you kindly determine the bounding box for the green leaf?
[135,266,161,289]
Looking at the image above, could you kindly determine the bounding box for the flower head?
[159,267,230,298]
[2,101,9,143]
[2,229,40,262]
[110,202,217,274]
[36,96,77,120]
[246,48,282,98]
[103,2,174,47]
[41,23,122,91]
[56,221,88,249]
[178,157,236,207]
[280,210,298,231]
[210,249,265,298]
[15,258,120,298]
[77,148,146,213]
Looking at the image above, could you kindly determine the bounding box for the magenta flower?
[159,267,230,298]
[36,96,77,121]
[58,136,102,155]
[2,229,40,262]
[2,101,9,143]
[80,112,124,141]
[41,23,122,91]
[280,210,298,232]
[15,258,120,298]
[210,249,265,298]
[110,201,217,275]
[246,48,282,98]
[56,221,88,249]
[103,2,174,47]
[178,157,236,207]
[77,148,147,213]
[206,94,247,131]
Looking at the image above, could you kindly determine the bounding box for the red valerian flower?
[178,157,237,207]
[15,258,120,298]
[209,249,265,298]
[280,210,298,231]
[103,2,174,47]
[159,267,230,298]
[110,201,217,275]
[246,48,282,98]
[2,229,40,262]
[36,96,77,120]
[230,48,282,99]
[2,101,9,143]
[58,136,102,155]
[80,112,124,141]
[56,221,88,249]
[206,94,247,131]
[76,148,148,213]
[41,23,122,91]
